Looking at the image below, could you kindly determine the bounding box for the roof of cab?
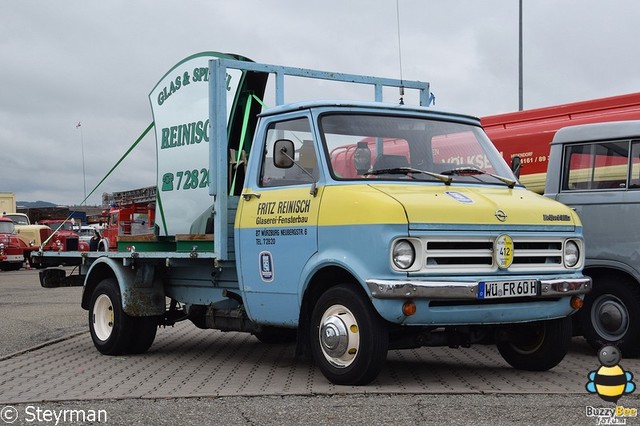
[552,120,640,144]
[257,100,481,125]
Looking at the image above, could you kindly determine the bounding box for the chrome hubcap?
[320,315,348,358]
[318,305,360,368]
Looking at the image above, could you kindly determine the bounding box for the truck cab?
[233,99,590,384]
[0,216,27,270]
[545,120,640,356]
[99,201,155,251]
[37,219,88,252]
[2,212,55,258]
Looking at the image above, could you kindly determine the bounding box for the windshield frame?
[0,221,16,234]
[318,111,518,186]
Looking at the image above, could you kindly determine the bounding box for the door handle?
[241,192,261,201]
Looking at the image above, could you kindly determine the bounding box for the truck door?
[236,114,322,325]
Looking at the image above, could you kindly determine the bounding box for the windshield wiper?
[365,167,452,185]
[440,166,517,188]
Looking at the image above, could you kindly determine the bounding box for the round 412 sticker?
[495,234,514,269]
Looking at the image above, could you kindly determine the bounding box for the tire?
[310,284,388,385]
[254,326,297,344]
[89,278,157,355]
[128,316,158,354]
[496,317,571,371]
[579,276,640,357]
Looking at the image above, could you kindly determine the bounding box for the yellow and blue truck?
[37,53,591,385]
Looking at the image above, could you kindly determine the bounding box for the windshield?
[46,221,74,231]
[4,214,28,225]
[0,221,15,234]
[78,228,95,237]
[322,113,516,184]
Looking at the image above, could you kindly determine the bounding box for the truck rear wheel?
[496,317,571,371]
[580,276,640,357]
[310,284,388,385]
[89,278,157,355]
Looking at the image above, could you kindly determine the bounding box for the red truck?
[482,92,640,194]
[37,219,89,252]
[0,216,29,270]
[97,188,156,251]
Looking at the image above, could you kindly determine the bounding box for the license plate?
[478,280,538,299]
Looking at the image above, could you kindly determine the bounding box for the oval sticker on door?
[259,251,274,282]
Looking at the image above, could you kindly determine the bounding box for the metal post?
[77,122,87,205]
[519,0,524,111]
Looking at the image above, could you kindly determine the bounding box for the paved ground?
[1,322,636,404]
[2,267,640,425]
[0,267,86,358]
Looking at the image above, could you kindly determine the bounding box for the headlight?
[392,239,415,270]
[564,240,580,268]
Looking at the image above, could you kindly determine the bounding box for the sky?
[2,0,640,206]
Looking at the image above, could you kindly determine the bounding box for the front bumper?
[366,276,591,300]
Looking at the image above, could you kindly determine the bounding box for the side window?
[260,118,317,187]
[562,141,629,191]
[630,141,640,188]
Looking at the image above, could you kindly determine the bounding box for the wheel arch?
[585,265,640,287]
[573,266,638,335]
[81,260,117,310]
[81,257,165,317]
[296,264,368,356]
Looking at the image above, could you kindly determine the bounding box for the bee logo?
[586,345,635,403]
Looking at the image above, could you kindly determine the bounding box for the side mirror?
[274,139,295,168]
[510,155,521,178]
[354,141,372,175]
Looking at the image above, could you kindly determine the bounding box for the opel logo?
[495,209,507,222]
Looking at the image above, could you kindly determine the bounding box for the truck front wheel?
[310,284,388,385]
[89,278,157,355]
[496,317,571,371]
[580,276,640,357]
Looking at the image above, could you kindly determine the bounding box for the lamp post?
[519,0,524,111]
[76,122,87,205]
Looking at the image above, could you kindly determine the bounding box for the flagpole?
[76,122,87,205]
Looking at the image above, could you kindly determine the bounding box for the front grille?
[422,237,564,274]
[65,237,79,251]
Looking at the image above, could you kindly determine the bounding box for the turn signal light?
[402,300,417,316]
[570,296,583,310]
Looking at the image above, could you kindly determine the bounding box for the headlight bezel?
[392,239,417,270]
[564,239,581,268]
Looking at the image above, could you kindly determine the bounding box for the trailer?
[0,192,16,215]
